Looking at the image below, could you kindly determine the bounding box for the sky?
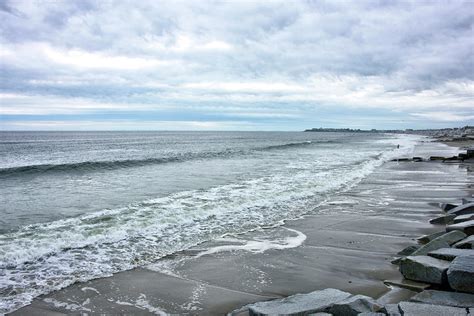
[0,0,473,131]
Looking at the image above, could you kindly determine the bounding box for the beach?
[2,0,474,314]
[7,138,472,315]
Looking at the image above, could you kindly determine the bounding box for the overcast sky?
[1,0,473,131]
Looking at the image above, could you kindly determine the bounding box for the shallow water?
[0,131,421,313]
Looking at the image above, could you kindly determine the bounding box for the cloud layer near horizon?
[1,0,473,130]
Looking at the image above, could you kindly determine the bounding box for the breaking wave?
[0,140,329,177]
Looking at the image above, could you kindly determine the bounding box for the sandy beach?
[8,139,472,315]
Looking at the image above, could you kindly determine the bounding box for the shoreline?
[229,141,474,315]
[9,140,473,315]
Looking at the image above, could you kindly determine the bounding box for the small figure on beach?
[397,144,400,149]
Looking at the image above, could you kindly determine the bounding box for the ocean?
[0,131,420,314]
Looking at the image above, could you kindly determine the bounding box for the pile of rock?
[229,198,474,316]
[390,149,474,163]
[393,201,474,294]
[228,288,472,315]
[229,289,383,316]
[428,150,474,162]
[391,157,424,162]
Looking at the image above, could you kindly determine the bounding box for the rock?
[391,257,402,265]
[446,220,474,235]
[246,288,352,316]
[411,239,450,256]
[454,214,474,223]
[417,231,445,244]
[447,203,474,216]
[440,203,459,212]
[410,290,474,308]
[428,248,474,261]
[454,235,474,249]
[413,156,423,161]
[399,255,450,284]
[393,158,410,162]
[468,148,474,158]
[328,294,386,316]
[462,197,474,205]
[436,230,468,244]
[383,279,430,292]
[410,240,450,256]
[447,255,474,293]
[443,156,462,162]
[411,231,466,256]
[384,304,401,316]
[430,156,445,161]
[392,245,423,265]
[429,214,457,225]
[397,245,420,256]
[397,301,467,316]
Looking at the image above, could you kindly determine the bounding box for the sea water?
[0,131,420,313]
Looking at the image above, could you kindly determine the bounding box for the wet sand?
[439,138,474,149]
[10,141,473,315]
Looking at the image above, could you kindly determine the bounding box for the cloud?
[0,93,148,115]
[0,119,264,131]
[181,81,308,93]
[1,42,183,71]
[0,0,473,130]
[410,111,474,122]
[144,34,233,53]
[41,45,171,70]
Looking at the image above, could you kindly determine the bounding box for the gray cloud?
[1,0,473,129]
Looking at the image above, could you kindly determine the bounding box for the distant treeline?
[304,126,474,135]
[304,128,380,133]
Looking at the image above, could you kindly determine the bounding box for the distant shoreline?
[304,125,473,135]
[305,126,474,147]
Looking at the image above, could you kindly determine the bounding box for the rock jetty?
[390,148,474,163]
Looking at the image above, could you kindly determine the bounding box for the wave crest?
[0,140,327,177]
